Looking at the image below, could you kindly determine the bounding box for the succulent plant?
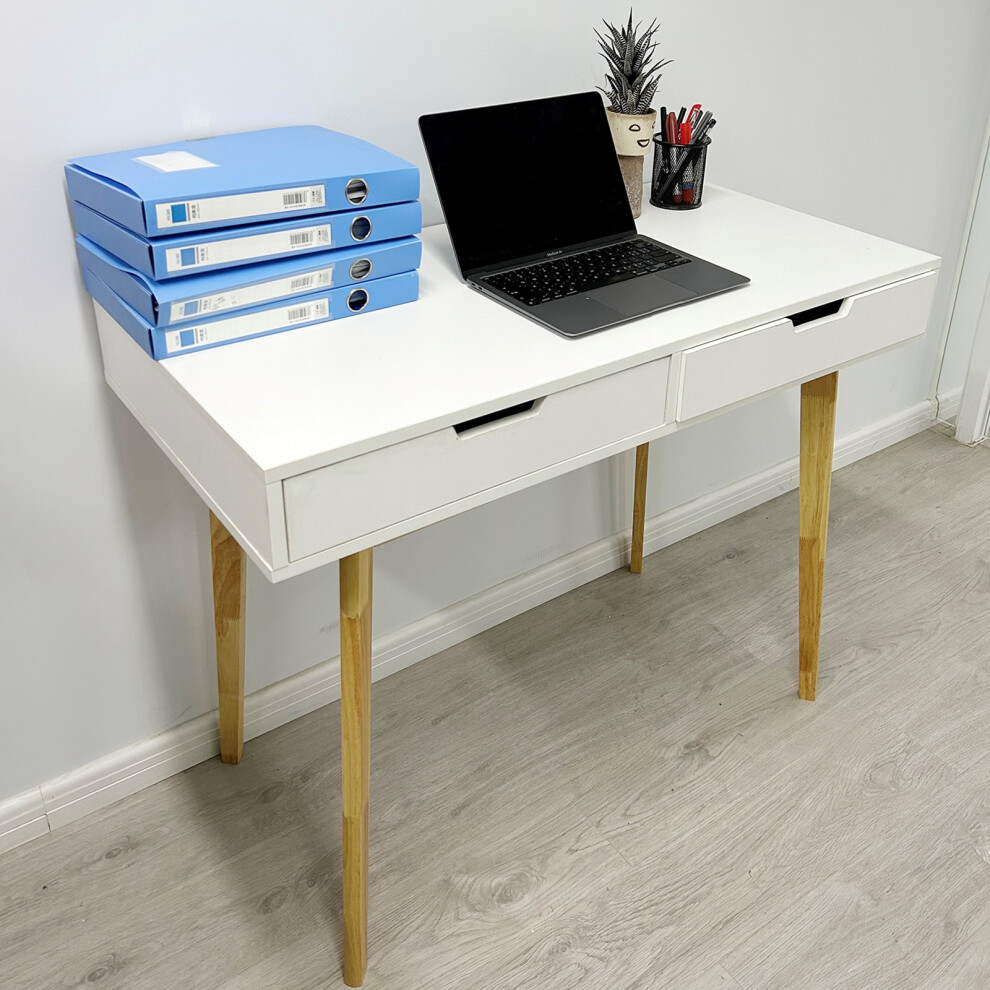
[596,11,671,114]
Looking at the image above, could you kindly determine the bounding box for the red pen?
[679,121,694,203]
[666,112,686,203]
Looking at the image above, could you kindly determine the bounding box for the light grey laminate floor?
[2,428,989,990]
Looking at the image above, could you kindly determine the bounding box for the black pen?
[694,117,716,144]
[659,106,668,173]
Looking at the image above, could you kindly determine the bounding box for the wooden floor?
[3,428,989,990]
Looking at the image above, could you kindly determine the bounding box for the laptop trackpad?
[546,296,627,336]
[591,275,696,315]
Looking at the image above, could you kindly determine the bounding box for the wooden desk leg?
[210,511,246,764]
[630,442,650,574]
[340,548,373,987]
[799,372,838,701]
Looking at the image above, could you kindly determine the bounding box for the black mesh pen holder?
[651,137,710,209]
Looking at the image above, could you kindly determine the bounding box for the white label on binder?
[164,298,331,353]
[135,151,218,172]
[164,224,332,272]
[155,184,327,229]
[168,266,334,323]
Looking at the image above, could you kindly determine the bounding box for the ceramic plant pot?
[605,108,657,219]
[605,108,657,156]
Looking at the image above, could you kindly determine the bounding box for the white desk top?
[156,186,938,482]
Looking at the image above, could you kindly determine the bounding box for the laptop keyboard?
[480,238,690,306]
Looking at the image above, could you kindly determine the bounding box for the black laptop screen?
[419,92,635,277]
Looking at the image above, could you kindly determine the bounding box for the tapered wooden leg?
[630,442,650,574]
[340,548,373,987]
[210,511,246,764]
[799,372,838,701]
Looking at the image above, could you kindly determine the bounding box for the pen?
[694,116,716,143]
[663,111,681,201]
[680,121,693,203]
[659,106,668,175]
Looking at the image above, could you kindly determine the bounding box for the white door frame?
[951,117,990,444]
[956,286,990,443]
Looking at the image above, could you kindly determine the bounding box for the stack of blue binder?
[67,126,422,359]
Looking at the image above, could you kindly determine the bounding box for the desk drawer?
[676,270,937,422]
[283,357,669,561]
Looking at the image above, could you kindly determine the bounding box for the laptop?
[419,91,749,338]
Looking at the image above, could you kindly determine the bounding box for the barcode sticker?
[164,225,332,273]
[155,184,327,229]
[281,188,326,208]
[167,266,334,323]
[164,297,332,353]
[285,300,331,323]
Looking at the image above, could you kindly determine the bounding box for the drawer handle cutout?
[789,298,845,327]
[454,399,540,435]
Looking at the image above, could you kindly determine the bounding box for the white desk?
[93,186,939,986]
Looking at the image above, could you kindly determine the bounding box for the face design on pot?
[606,109,657,157]
[626,122,652,150]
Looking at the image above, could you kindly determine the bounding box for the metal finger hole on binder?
[350,216,372,241]
[349,258,373,280]
[345,177,369,204]
[347,288,369,312]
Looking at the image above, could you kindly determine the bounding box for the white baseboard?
[40,715,224,832]
[0,399,934,853]
[0,789,49,856]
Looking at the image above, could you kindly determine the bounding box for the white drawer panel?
[283,357,669,561]
[677,270,937,422]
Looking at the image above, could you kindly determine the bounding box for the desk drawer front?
[283,357,669,561]
[676,270,937,422]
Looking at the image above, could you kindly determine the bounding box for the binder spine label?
[164,298,331,354]
[168,266,334,322]
[164,223,332,273]
[155,184,328,229]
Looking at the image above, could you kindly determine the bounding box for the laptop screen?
[420,92,635,277]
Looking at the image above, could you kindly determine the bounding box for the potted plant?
[596,11,671,216]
